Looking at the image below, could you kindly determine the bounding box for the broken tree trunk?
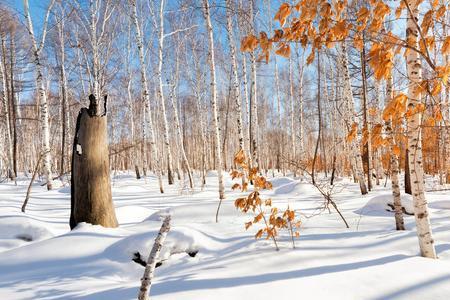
[137,215,171,300]
[70,95,118,230]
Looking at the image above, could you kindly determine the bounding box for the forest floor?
[0,172,450,300]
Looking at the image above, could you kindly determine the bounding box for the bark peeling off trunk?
[70,105,118,229]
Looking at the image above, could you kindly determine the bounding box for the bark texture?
[70,98,118,229]
[405,0,436,258]
[203,0,225,222]
[385,75,405,230]
[339,42,368,195]
[137,215,171,300]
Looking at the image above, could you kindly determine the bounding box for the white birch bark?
[225,0,245,152]
[289,55,296,171]
[130,0,164,193]
[445,11,450,184]
[23,0,55,190]
[142,103,148,176]
[0,38,13,180]
[405,0,436,258]
[373,81,384,184]
[237,0,252,168]
[249,0,259,168]
[137,215,171,300]
[339,42,367,195]
[150,0,174,185]
[89,0,101,101]
[385,75,405,230]
[296,50,305,159]
[169,51,193,189]
[73,28,87,99]
[189,44,208,186]
[124,20,140,179]
[202,0,225,222]
[56,4,69,177]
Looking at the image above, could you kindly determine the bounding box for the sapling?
[232,150,301,251]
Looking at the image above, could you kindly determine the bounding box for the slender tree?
[23,0,55,190]
[202,0,225,222]
[404,0,436,258]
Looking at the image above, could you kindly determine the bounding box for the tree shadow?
[370,273,450,300]
[152,254,410,296]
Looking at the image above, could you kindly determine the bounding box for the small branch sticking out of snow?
[137,215,171,300]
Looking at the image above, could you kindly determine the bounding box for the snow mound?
[116,206,155,224]
[146,201,240,224]
[270,177,296,188]
[355,193,414,216]
[0,217,54,252]
[104,223,216,265]
[272,181,316,196]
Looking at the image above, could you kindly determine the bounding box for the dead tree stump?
[70,95,118,229]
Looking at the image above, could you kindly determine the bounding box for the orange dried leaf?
[245,221,252,230]
[442,37,450,55]
[274,3,291,27]
[232,183,241,191]
[255,229,264,239]
[275,43,291,58]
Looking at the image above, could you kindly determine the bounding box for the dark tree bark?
[312,49,321,185]
[70,95,118,229]
[405,148,412,195]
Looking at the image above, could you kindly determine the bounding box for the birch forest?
[1,0,450,299]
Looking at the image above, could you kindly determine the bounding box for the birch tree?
[149,0,174,185]
[225,0,245,154]
[404,0,436,258]
[340,43,368,195]
[124,16,140,179]
[249,0,259,167]
[55,2,70,177]
[202,0,225,222]
[0,36,14,181]
[169,40,193,189]
[385,74,405,230]
[23,0,55,190]
[130,0,164,193]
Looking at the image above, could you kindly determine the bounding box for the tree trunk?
[361,46,372,191]
[386,75,405,230]
[23,0,55,190]
[57,9,69,178]
[131,0,163,192]
[225,0,245,154]
[339,42,367,195]
[237,0,252,169]
[405,148,412,194]
[405,0,436,259]
[289,55,296,176]
[70,99,118,229]
[154,0,174,185]
[249,0,259,168]
[0,36,14,181]
[169,52,193,189]
[203,0,225,222]
[137,215,171,300]
[312,49,321,185]
[373,81,384,184]
[296,50,305,168]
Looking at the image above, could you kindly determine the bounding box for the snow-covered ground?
[0,172,450,300]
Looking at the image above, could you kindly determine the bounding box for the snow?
[355,193,414,216]
[0,173,450,299]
